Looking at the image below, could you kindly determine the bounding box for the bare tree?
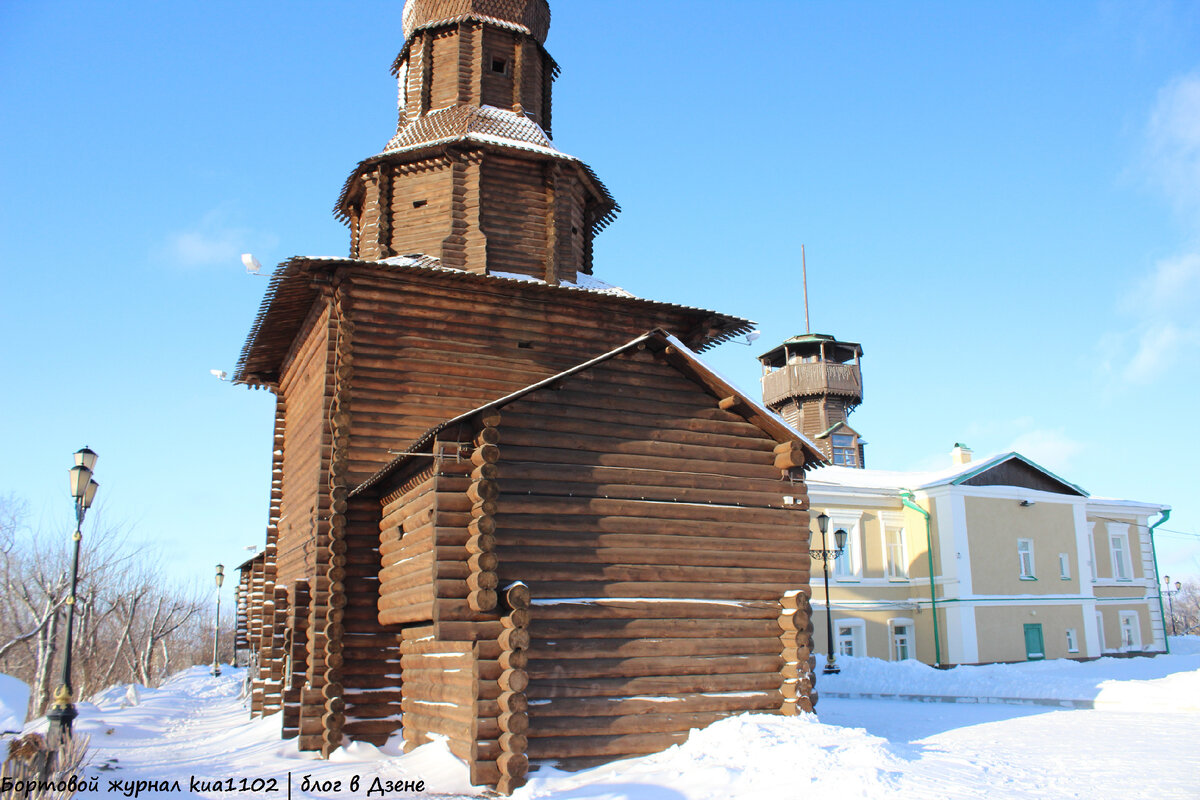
[0,495,220,715]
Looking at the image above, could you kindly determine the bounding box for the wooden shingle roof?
[233,256,754,386]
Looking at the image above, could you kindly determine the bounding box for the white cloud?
[1145,72,1200,220]
[163,208,278,269]
[914,419,1086,476]
[1100,73,1200,389]
[1124,322,1200,382]
[1004,427,1084,475]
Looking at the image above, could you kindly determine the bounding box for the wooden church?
[233,0,824,792]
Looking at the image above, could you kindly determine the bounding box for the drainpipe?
[1149,509,1172,655]
[900,492,943,668]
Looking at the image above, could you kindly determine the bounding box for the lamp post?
[46,447,98,747]
[1164,576,1182,637]
[212,564,225,677]
[809,512,848,675]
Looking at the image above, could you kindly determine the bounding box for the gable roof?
[809,452,1088,497]
[352,329,826,497]
[815,420,862,440]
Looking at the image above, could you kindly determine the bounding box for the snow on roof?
[489,270,635,297]
[807,454,1012,494]
[810,453,1165,510]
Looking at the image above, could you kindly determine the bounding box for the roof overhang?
[233,257,754,387]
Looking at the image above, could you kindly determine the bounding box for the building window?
[889,618,914,661]
[490,56,509,74]
[1110,531,1131,581]
[1018,539,1035,579]
[1119,611,1141,651]
[1066,628,1079,653]
[1058,553,1070,580]
[886,527,908,580]
[831,434,858,467]
[829,514,862,581]
[836,620,866,658]
[1096,611,1106,652]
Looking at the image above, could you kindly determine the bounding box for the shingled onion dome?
[402,0,551,44]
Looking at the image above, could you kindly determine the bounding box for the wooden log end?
[468,589,498,612]
[498,710,528,735]
[503,582,530,611]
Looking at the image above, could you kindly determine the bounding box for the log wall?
[341,267,714,490]
[490,347,812,764]
[276,302,334,588]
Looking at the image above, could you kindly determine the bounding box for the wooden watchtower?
[759,333,865,467]
[233,1,824,792]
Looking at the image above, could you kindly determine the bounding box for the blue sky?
[2,1,1198,584]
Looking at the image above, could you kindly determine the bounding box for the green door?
[1024,623,1045,660]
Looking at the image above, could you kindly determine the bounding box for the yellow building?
[804,446,1170,666]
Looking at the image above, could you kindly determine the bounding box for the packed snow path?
[23,639,1198,799]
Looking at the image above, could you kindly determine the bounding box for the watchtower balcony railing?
[761,362,863,406]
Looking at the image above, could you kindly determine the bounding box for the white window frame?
[1058,552,1070,580]
[835,618,867,658]
[830,433,859,467]
[1066,628,1078,653]
[824,511,863,582]
[1109,526,1132,581]
[1119,611,1141,651]
[1087,522,1098,581]
[1018,538,1035,580]
[884,525,908,581]
[888,617,915,661]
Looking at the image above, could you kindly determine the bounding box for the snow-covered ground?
[0,671,30,733]
[11,638,1199,799]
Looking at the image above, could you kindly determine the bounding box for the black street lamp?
[212,564,225,677]
[1164,576,1182,637]
[809,512,848,675]
[46,447,98,747]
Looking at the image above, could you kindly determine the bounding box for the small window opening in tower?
[831,434,858,467]
[412,199,428,208]
[491,57,508,75]
[517,341,533,349]
[571,226,579,234]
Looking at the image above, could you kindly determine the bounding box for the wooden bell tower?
[336,0,616,285]
[759,333,866,467]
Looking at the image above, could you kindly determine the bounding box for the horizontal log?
[378,602,434,626]
[492,514,805,545]
[498,561,807,586]
[528,709,743,738]
[525,672,784,699]
[498,444,779,482]
[495,543,806,572]
[525,731,689,760]
[526,654,783,680]
[527,637,781,660]
[529,599,780,621]
[513,581,802,601]
[497,495,794,527]
[526,690,782,719]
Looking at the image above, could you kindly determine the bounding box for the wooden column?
[494,584,530,795]
[779,589,817,714]
[467,414,501,613]
[419,30,433,116]
[281,580,310,740]
[542,163,560,285]
[320,280,356,757]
